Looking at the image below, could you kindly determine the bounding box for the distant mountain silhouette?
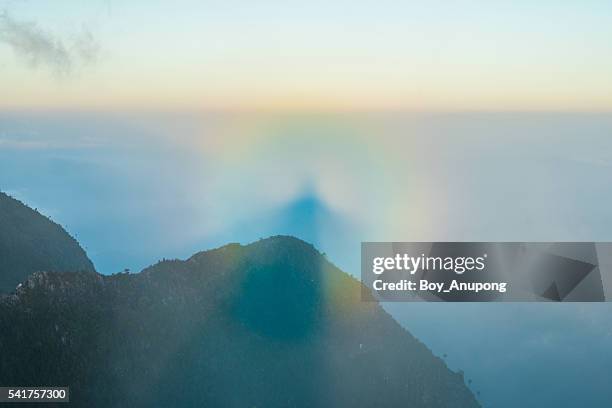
[0,236,478,407]
[201,191,355,247]
[0,192,95,293]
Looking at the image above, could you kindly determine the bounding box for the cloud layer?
[0,11,99,76]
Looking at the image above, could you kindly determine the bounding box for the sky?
[1,0,612,111]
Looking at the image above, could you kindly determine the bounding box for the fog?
[1,111,612,406]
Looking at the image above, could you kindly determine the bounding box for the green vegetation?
[0,236,478,407]
[0,192,95,293]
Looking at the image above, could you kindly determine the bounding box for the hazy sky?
[1,0,612,111]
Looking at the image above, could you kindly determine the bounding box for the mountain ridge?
[0,235,479,407]
[0,191,95,293]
